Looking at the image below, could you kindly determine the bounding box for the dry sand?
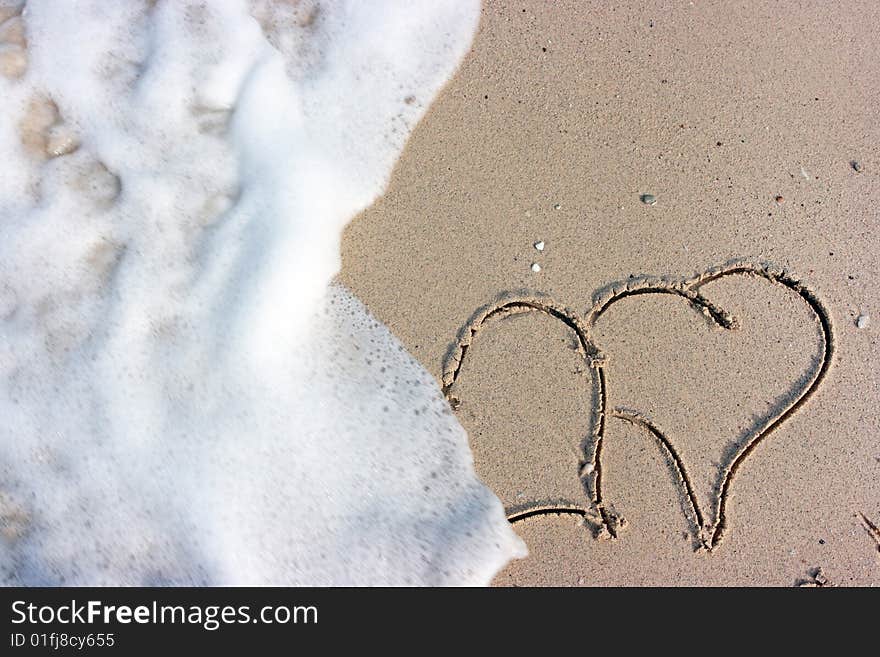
[340,0,880,586]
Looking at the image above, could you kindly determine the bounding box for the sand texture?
[340,0,880,585]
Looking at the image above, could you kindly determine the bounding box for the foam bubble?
[0,0,525,585]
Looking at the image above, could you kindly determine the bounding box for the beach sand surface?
[340,0,880,585]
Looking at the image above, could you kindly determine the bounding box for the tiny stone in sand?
[531,262,541,273]
[851,160,862,173]
[534,240,545,251]
[775,195,784,204]
[641,193,657,205]
[856,313,869,329]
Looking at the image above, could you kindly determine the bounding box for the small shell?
[531,262,542,273]
[534,240,545,251]
[18,95,59,156]
[856,313,869,329]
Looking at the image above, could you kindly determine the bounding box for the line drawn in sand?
[857,512,880,554]
[441,260,834,552]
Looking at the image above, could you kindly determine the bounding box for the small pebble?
[45,125,80,158]
[0,17,26,48]
[0,2,25,26]
[775,195,784,204]
[851,160,862,173]
[553,203,561,210]
[534,240,545,251]
[531,262,541,273]
[0,46,27,79]
[72,159,121,208]
[640,193,657,206]
[856,313,869,329]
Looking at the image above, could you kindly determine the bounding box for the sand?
[340,0,880,586]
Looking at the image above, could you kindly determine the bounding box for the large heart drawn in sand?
[441,261,833,551]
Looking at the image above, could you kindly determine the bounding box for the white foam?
[0,0,525,585]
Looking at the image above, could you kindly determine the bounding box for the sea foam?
[0,0,525,585]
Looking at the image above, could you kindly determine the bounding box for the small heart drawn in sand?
[442,260,833,551]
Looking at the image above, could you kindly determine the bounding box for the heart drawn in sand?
[441,261,833,551]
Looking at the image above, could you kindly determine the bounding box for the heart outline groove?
[441,260,834,552]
